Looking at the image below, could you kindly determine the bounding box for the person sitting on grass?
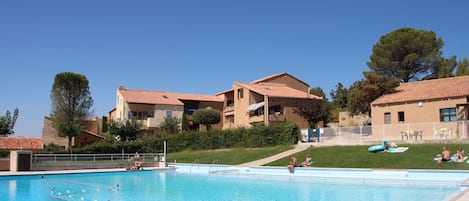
[437,147,451,164]
[301,154,313,167]
[456,147,465,162]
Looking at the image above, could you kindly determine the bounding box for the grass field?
[167,143,469,170]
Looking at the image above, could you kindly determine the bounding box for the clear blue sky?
[1,0,468,138]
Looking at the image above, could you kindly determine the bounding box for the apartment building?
[111,72,322,132]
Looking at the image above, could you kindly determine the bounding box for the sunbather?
[456,147,465,162]
[301,154,313,167]
[437,147,451,164]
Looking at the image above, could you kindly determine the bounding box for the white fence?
[307,120,469,145]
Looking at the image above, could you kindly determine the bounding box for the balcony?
[249,115,264,123]
[224,105,234,112]
[269,114,286,122]
[146,117,160,128]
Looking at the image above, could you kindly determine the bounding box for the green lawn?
[168,143,469,170]
[166,145,293,165]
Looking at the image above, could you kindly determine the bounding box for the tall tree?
[438,56,458,78]
[456,58,469,76]
[101,116,108,133]
[0,108,19,136]
[347,72,400,115]
[50,72,93,153]
[192,108,220,131]
[330,83,348,110]
[367,27,444,82]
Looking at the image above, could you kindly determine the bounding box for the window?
[226,100,234,107]
[129,111,154,119]
[253,107,264,116]
[398,111,405,123]
[384,112,391,124]
[166,110,173,118]
[237,88,243,99]
[440,108,457,122]
[185,108,196,115]
[269,105,283,115]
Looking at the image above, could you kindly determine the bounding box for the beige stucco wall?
[115,90,125,121]
[371,97,466,141]
[152,104,184,126]
[233,84,251,127]
[42,117,69,148]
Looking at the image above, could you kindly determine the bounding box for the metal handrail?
[209,159,219,173]
[32,153,164,165]
[190,159,200,173]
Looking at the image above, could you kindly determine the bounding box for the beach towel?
[433,155,468,162]
[388,147,409,153]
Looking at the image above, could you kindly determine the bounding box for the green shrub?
[62,122,301,154]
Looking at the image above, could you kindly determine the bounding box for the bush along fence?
[41,122,301,154]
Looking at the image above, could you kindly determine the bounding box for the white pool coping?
[1,165,469,201]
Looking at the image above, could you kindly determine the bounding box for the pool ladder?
[190,159,200,173]
[208,159,219,173]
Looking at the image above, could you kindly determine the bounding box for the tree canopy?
[192,108,220,130]
[0,108,19,136]
[347,72,400,115]
[294,87,330,127]
[108,118,143,154]
[456,58,469,76]
[50,72,93,152]
[367,27,444,82]
[330,83,348,111]
[160,116,182,134]
[294,98,330,128]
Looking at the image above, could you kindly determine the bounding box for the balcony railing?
[249,115,264,123]
[146,118,160,128]
[269,114,285,122]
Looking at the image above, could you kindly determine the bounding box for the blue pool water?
[0,165,467,201]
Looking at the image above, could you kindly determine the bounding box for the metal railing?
[32,153,165,170]
[311,120,469,145]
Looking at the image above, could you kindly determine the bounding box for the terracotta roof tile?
[250,72,286,83]
[237,82,322,99]
[250,72,309,87]
[372,76,469,105]
[0,137,44,150]
[119,88,222,105]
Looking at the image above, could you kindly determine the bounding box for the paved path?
[239,143,312,167]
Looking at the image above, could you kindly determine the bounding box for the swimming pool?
[1,165,468,201]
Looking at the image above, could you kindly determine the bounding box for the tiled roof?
[250,72,309,87]
[119,88,222,106]
[83,130,104,138]
[250,72,286,83]
[372,76,469,105]
[0,137,44,150]
[236,82,322,99]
